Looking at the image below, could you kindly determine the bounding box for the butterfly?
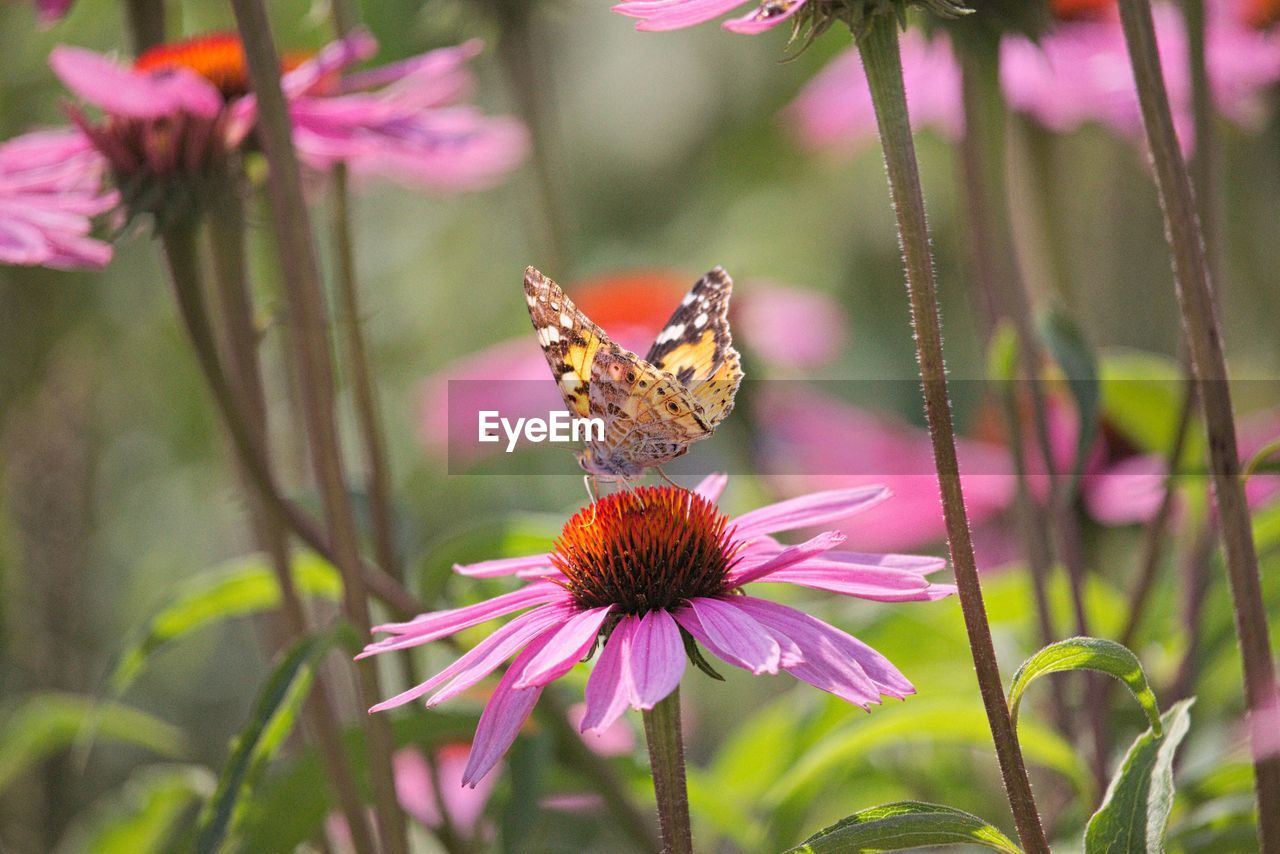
[523,266,744,480]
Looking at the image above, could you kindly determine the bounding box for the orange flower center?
[134,32,311,100]
[1244,0,1280,30]
[570,271,691,334]
[1051,0,1115,21]
[551,487,735,614]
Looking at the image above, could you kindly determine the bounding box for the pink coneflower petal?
[454,553,553,578]
[368,582,564,638]
[424,604,575,708]
[50,46,222,119]
[626,609,686,709]
[613,0,749,31]
[722,0,807,34]
[729,530,847,585]
[462,632,555,787]
[676,597,781,674]
[515,605,615,689]
[367,605,567,713]
[759,565,956,602]
[281,29,379,97]
[343,40,482,107]
[736,596,914,702]
[731,486,890,541]
[693,472,729,503]
[581,618,636,733]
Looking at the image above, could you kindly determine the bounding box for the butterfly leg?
[579,474,601,528]
[654,466,683,490]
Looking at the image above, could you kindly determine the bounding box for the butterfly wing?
[643,267,744,428]
[524,266,607,419]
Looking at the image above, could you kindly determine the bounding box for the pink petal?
[461,631,556,786]
[612,0,747,30]
[580,618,636,733]
[735,284,847,370]
[566,703,636,756]
[693,472,729,503]
[677,597,780,674]
[281,29,379,97]
[454,553,553,578]
[366,582,565,641]
[731,486,890,541]
[729,530,847,586]
[722,0,806,34]
[50,46,221,119]
[758,565,955,602]
[394,748,495,832]
[367,604,567,713]
[736,596,913,702]
[625,610,685,709]
[424,604,575,707]
[515,605,614,688]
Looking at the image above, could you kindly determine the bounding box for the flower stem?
[330,173,402,584]
[956,34,1106,793]
[226,3,408,851]
[858,15,1049,852]
[1117,0,1280,845]
[200,182,378,854]
[642,687,692,854]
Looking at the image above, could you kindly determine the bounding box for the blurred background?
[2,0,1279,850]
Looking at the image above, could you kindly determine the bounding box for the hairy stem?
[858,16,1049,851]
[226,3,407,850]
[642,688,692,854]
[200,185,377,854]
[1118,0,1280,845]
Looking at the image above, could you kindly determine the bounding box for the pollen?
[134,32,313,100]
[551,487,737,614]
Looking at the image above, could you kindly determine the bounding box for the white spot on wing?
[655,323,685,344]
[693,312,708,328]
[560,312,573,328]
[681,291,698,306]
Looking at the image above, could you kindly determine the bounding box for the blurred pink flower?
[612,0,807,34]
[327,745,497,849]
[567,701,636,756]
[784,0,1280,154]
[46,30,525,210]
[418,270,849,466]
[361,475,954,785]
[755,386,1016,553]
[784,30,963,154]
[34,0,73,25]
[0,129,116,270]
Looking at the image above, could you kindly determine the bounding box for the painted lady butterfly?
[524,266,744,480]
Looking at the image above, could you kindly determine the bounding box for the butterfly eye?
[666,401,680,414]
[625,370,637,383]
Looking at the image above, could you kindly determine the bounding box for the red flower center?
[134,32,311,100]
[551,487,736,614]
[1051,0,1115,21]
[1245,0,1280,30]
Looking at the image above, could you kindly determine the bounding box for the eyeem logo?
[478,410,605,453]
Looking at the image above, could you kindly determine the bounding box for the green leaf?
[1085,698,1194,854]
[57,764,214,854]
[766,701,1088,806]
[1009,637,1162,735]
[110,552,342,695]
[784,801,1021,853]
[986,320,1020,383]
[194,633,332,853]
[1040,310,1100,488]
[0,693,185,796]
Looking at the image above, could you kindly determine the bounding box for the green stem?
[642,688,692,854]
[1117,0,1280,846]
[957,35,1105,794]
[330,173,402,584]
[201,184,377,854]
[226,3,408,851]
[121,0,165,53]
[858,16,1049,852]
